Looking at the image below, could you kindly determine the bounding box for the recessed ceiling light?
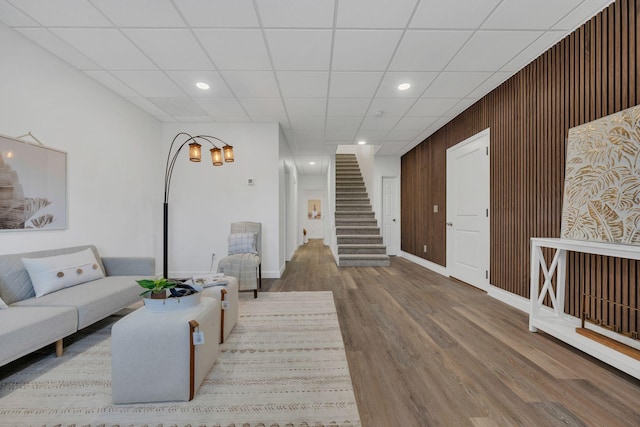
[357,140,366,145]
[309,161,316,165]
[196,82,210,90]
[398,83,411,91]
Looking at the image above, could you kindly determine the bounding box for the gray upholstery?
[0,245,156,366]
[0,306,77,366]
[218,222,262,296]
[102,257,155,276]
[0,245,105,305]
[13,275,147,329]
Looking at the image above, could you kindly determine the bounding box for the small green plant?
[136,278,177,297]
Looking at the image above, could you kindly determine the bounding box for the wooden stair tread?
[575,328,640,361]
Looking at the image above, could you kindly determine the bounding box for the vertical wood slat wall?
[401,0,640,333]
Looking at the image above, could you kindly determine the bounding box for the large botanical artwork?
[0,134,67,231]
[560,105,640,244]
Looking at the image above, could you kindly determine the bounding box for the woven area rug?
[0,291,361,427]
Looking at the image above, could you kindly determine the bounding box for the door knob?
[446,222,453,226]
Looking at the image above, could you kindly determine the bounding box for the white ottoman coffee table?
[201,276,239,343]
[111,296,219,404]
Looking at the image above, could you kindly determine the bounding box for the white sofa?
[0,245,154,367]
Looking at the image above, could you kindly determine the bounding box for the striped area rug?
[0,291,361,427]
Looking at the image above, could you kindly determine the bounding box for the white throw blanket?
[217,252,260,291]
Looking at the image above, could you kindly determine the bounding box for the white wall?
[161,122,281,279]
[299,174,326,241]
[373,155,401,255]
[279,127,298,268]
[0,23,160,259]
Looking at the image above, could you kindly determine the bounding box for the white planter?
[142,291,202,312]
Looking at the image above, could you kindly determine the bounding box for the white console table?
[529,237,640,379]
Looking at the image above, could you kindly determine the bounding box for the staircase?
[335,153,390,267]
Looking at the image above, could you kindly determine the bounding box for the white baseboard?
[488,285,530,313]
[399,251,448,276]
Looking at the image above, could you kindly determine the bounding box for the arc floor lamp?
[163,132,234,279]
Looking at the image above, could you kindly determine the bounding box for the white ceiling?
[0,0,613,174]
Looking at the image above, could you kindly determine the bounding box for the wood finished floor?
[267,239,640,427]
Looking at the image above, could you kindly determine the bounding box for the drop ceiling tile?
[422,72,492,98]
[0,0,38,25]
[251,115,289,124]
[195,98,246,116]
[174,116,212,122]
[376,142,407,155]
[446,30,542,71]
[329,72,383,98]
[376,72,438,97]
[265,30,332,70]
[220,70,280,97]
[255,0,334,28]
[92,0,186,27]
[166,71,234,98]
[367,98,415,117]
[337,0,417,28]
[111,71,185,97]
[277,71,329,97]
[384,129,421,141]
[148,97,207,116]
[194,29,270,70]
[9,0,112,26]
[289,116,325,130]
[324,129,357,141]
[326,98,371,116]
[325,116,363,130]
[501,30,567,72]
[239,98,286,116]
[52,29,156,69]
[410,0,500,29]
[16,28,100,70]
[126,97,173,117]
[173,0,258,27]
[287,129,325,140]
[467,71,511,98]
[553,0,614,30]
[283,98,327,115]
[393,116,437,130]
[84,71,141,97]
[124,29,213,70]
[355,130,389,142]
[390,30,472,71]
[360,116,400,130]
[446,98,478,118]
[332,30,402,71]
[407,98,460,116]
[483,0,582,30]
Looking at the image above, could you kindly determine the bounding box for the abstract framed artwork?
[560,104,640,245]
[0,133,67,231]
[307,199,321,220]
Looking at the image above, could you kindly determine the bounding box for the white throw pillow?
[228,232,257,255]
[22,248,105,298]
[0,296,7,309]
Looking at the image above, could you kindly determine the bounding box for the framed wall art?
[0,133,67,231]
[307,199,321,220]
[560,105,640,245]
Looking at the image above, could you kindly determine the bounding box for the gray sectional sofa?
[0,245,155,367]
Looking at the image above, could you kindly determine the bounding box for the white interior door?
[446,129,490,291]
[382,176,399,255]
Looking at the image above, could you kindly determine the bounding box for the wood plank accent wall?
[401,0,640,332]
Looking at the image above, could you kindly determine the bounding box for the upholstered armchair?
[217,221,261,298]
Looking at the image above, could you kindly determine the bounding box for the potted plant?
[136,278,177,300]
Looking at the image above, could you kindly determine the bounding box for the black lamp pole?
[163,132,234,279]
